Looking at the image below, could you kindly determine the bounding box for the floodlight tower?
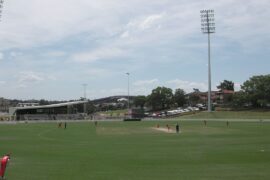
[200,9,215,112]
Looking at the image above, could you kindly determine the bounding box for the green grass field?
[1,112,270,179]
[99,109,127,117]
[177,111,270,120]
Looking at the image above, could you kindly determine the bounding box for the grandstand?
[91,95,134,104]
[9,100,88,121]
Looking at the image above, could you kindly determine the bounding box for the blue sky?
[0,0,269,100]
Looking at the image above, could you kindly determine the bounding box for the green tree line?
[133,74,270,111]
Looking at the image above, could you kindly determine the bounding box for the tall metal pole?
[82,84,87,100]
[126,73,130,110]
[207,31,212,112]
[201,9,215,112]
[82,84,87,114]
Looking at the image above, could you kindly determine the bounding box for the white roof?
[117,98,128,102]
[14,100,88,110]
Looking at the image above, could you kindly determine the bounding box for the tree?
[174,88,186,107]
[217,80,234,91]
[187,89,202,106]
[193,88,200,93]
[241,74,270,107]
[39,99,49,105]
[147,86,173,110]
[86,101,96,114]
[133,96,146,109]
[232,91,248,107]
[189,93,200,106]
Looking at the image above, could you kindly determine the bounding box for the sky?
[0,0,269,100]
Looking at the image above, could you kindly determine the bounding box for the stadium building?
[9,100,88,121]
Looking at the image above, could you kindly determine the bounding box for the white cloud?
[132,87,154,96]
[131,79,160,95]
[0,0,124,49]
[125,12,166,31]
[133,79,159,86]
[18,72,44,83]
[167,79,208,93]
[0,0,269,100]
[47,75,57,81]
[10,51,22,57]
[87,88,127,100]
[120,31,130,38]
[88,83,157,99]
[0,81,6,85]
[110,88,127,95]
[234,83,241,91]
[45,51,67,57]
[120,12,166,41]
[16,71,57,87]
[72,47,126,63]
[0,52,3,60]
[0,0,269,51]
[85,68,111,78]
[16,84,27,89]
[137,13,165,30]
[0,0,267,55]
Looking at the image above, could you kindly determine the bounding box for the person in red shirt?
[0,154,10,179]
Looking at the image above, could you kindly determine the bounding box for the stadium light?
[200,9,215,112]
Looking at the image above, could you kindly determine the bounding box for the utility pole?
[126,73,130,110]
[200,9,215,112]
[82,84,87,114]
[82,84,87,100]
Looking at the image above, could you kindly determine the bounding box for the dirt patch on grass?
[152,127,178,134]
